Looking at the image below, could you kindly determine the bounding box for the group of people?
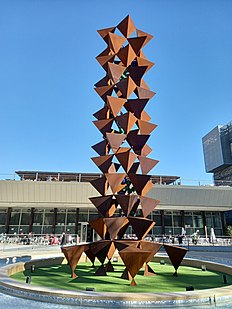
[0,232,80,246]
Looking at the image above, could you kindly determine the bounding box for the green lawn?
[11,262,232,293]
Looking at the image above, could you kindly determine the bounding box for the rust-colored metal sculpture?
[62,15,187,286]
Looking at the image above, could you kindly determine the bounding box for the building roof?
[15,171,180,185]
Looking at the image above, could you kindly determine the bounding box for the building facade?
[202,121,232,186]
[0,171,232,241]
[202,121,232,225]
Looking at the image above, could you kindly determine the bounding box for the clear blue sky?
[0,0,231,183]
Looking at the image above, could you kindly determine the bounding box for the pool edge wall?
[0,255,232,308]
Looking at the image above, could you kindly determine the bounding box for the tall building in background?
[202,121,232,225]
[202,121,232,186]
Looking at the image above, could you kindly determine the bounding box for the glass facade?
[0,207,225,237]
[202,126,224,173]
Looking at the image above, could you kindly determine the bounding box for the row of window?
[0,208,223,236]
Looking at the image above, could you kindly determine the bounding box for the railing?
[0,233,231,253]
[0,173,17,181]
[126,234,232,247]
[0,234,78,247]
[1,172,232,187]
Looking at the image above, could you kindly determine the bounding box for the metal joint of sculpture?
[62,15,187,286]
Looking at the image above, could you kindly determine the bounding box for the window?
[10,212,20,225]
[21,212,30,225]
[0,209,6,225]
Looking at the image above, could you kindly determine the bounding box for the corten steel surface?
[164,244,188,276]
[62,15,187,286]
[61,244,88,278]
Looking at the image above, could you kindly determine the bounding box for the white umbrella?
[204,225,208,239]
[181,227,186,236]
[210,227,216,242]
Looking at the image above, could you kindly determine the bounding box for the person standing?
[60,232,66,246]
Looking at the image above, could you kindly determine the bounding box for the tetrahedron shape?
[117,44,136,67]
[124,99,149,119]
[104,217,129,239]
[106,132,126,153]
[97,27,116,42]
[126,130,150,155]
[96,54,115,71]
[139,241,162,263]
[128,174,152,196]
[93,118,113,136]
[90,176,109,196]
[115,148,137,173]
[164,244,188,274]
[139,196,160,218]
[93,106,111,120]
[61,244,88,278]
[135,86,156,100]
[129,217,155,240]
[137,120,157,135]
[106,96,126,117]
[116,76,137,99]
[127,66,147,86]
[90,240,112,264]
[116,112,137,134]
[128,36,147,55]
[119,247,151,286]
[108,62,126,84]
[138,156,159,175]
[92,140,109,156]
[139,241,162,276]
[91,155,114,173]
[89,195,116,217]
[136,28,154,46]
[115,194,139,216]
[108,32,126,53]
[117,15,136,38]
[89,218,107,239]
[137,57,154,73]
[105,173,126,194]
[94,85,114,102]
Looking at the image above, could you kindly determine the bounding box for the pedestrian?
[60,232,66,246]
[178,234,183,245]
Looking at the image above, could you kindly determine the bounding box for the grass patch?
[11,262,232,293]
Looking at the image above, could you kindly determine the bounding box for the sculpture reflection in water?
[62,15,187,286]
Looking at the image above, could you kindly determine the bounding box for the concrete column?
[5,207,12,234]
[75,208,79,235]
[161,210,165,235]
[29,208,35,233]
[52,208,57,234]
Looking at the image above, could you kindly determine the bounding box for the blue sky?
[0,0,231,184]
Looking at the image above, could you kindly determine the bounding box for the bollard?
[223,274,228,284]
[186,286,194,291]
[26,276,31,284]
[86,287,95,291]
